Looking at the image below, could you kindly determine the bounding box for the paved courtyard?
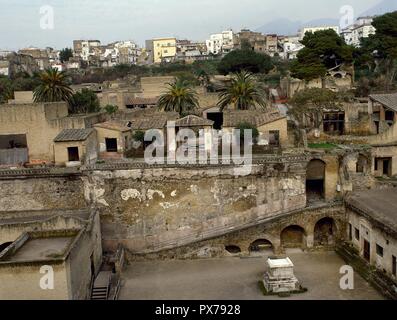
[119,251,383,300]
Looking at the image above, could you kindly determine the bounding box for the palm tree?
[217,71,267,111]
[157,77,199,116]
[33,68,73,103]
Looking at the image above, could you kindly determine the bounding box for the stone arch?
[248,239,273,254]
[306,159,326,202]
[333,72,343,79]
[314,217,337,246]
[281,225,306,249]
[0,242,12,253]
[225,245,241,254]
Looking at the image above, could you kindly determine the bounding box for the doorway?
[105,138,118,152]
[383,158,391,176]
[281,225,306,249]
[306,159,326,203]
[314,217,336,246]
[364,240,371,262]
[207,112,223,130]
[67,147,80,162]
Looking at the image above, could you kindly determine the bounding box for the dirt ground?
[119,250,384,300]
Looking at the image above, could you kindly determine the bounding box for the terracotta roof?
[175,115,214,127]
[345,189,397,234]
[223,110,285,128]
[93,121,131,132]
[369,93,397,112]
[54,129,94,142]
[128,116,169,130]
[125,96,159,106]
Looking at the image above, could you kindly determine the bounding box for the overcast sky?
[0,0,385,50]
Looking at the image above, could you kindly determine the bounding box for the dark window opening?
[306,159,326,203]
[323,112,345,135]
[355,228,360,241]
[383,158,392,176]
[67,147,79,162]
[225,245,241,254]
[376,244,384,257]
[385,110,394,122]
[364,240,370,262]
[269,131,280,147]
[249,239,273,253]
[206,112,223,130]
[105,138,118,152]
[348,223,352,241]
[0,242,13,253]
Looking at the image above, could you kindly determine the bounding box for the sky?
[0,0,387,50]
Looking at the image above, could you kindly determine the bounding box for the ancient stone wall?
[0,175,86,212]
[127,204,346,260]
[81,162,307,253]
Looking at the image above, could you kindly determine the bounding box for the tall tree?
[59,48,74,63]
[356,11,397,91]
[33,68,73,103]
[217,71,267,111]
[291,29,354,82]
[69,89,101,114]
[288,88,342,130]
[217,49,273,75]
[157,77,199,116]
[0,76,14,104]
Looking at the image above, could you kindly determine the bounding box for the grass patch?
[308,143,338,149]
[258,281,308,297]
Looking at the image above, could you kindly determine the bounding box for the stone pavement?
[119,251,384,300]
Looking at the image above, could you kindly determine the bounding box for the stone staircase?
[90,271,111,300]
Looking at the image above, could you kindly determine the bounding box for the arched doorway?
[249,239,273,254]
[225,245,241,254]
[281,225,306,249]
[306,159,326,203]
[356,155,368,173]
[0,242,12,253]
[314,217,337,246]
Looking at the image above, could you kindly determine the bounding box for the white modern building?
[342,16,376,47]
[299,26,340,40]
[279,35,304,60]
[73,40,101,61]
[206,30,234,55]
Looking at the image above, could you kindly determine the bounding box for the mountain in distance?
[255,18,338,36]
[360,0,397,16]
[255,0,397,36]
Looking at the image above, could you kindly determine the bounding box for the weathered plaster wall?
[82,163,307,253]
[348,208,397,281]
[65,213,102,300]
[0,176,86,212]
[128,204,346,260]
[0,262,69,300]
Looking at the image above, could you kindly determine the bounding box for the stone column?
[306,233,314,249]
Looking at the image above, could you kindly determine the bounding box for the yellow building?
[146,38,177,64]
